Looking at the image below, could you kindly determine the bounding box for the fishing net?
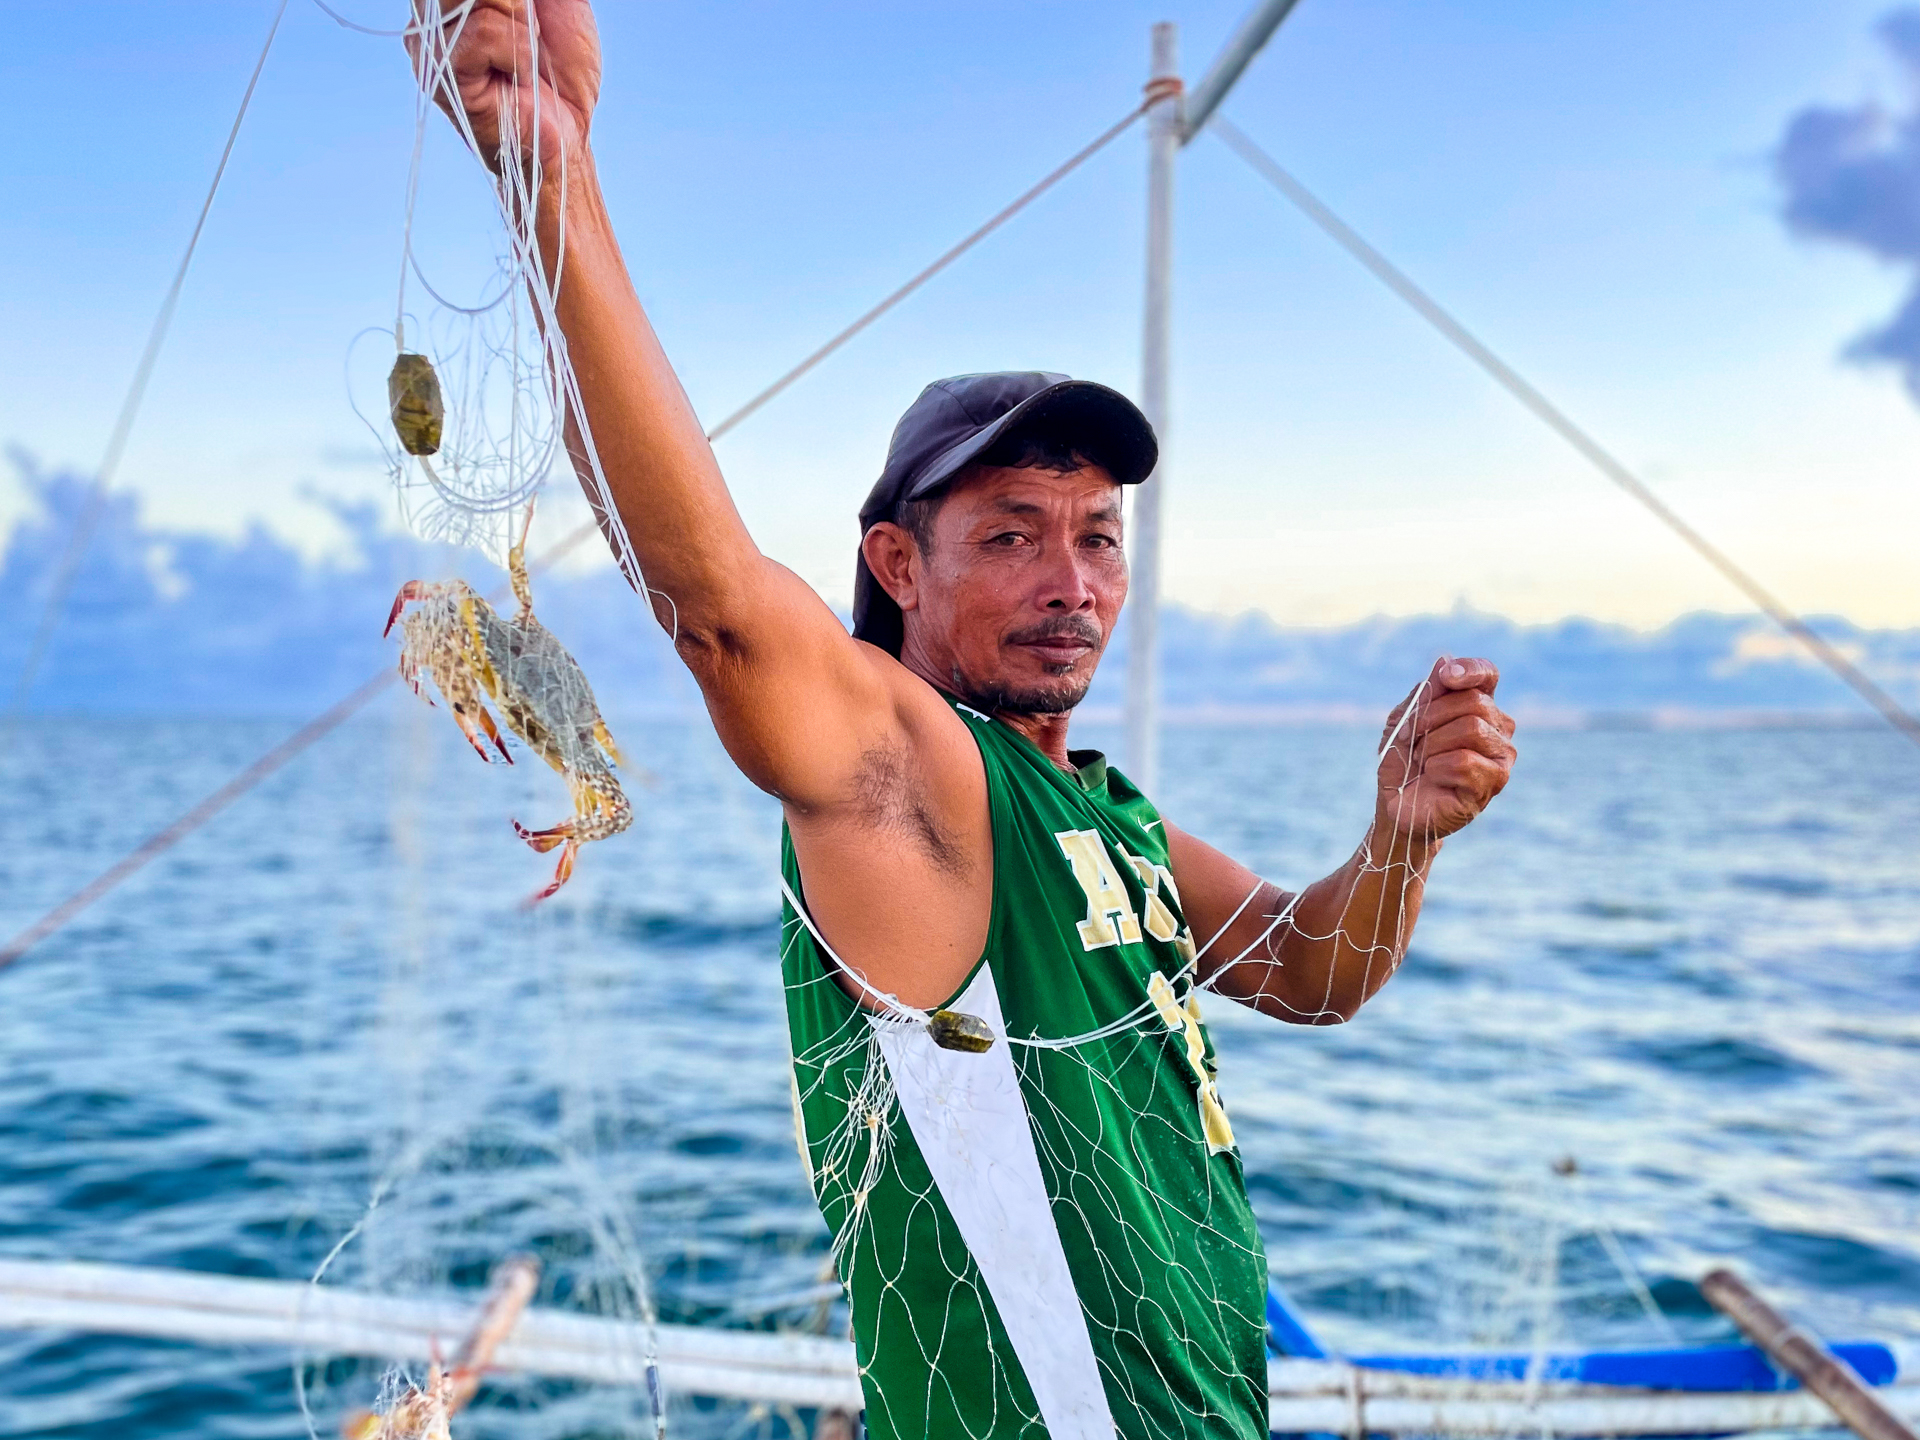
[346,0,653,903]
[349,0,643,592]
[369,269,557,562]
[278,676,873,1440]
[293,6,681,1435]
[14,3,1912,1438]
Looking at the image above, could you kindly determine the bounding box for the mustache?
[1006,617,1103,649]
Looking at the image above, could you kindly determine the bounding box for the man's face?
[876,463,1129,714]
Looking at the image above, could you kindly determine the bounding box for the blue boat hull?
[1266,1285,1903,1391]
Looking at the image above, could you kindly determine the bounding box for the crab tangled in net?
[341,1258,541,1440]
[346,1365,456,1440]
[385,529,631,902]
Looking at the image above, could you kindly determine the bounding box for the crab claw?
[385,581,432,637]
[522,838,579,906]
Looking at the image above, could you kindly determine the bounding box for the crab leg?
[592,718,627,768]
[523,838,579,905]
[433,665,512,764]
[447,704,509,764]
[396,651,428,700]
[512,816,572,853]
[467,703,510,762]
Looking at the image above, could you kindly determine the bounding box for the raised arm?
[1167,658,1516,1023]
[415,0,917,803]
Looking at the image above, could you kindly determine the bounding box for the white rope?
[1209,114,1920,752]
[778,871,931,1026]
[9,0,292,716]
[781,803,1295,1051]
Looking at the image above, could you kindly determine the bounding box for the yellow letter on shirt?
[1055,828,1143,950]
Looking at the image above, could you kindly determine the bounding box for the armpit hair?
[850,741,969,875]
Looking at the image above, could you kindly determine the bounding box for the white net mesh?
[350,2,649,903]
[303,7,665,1432]
[350,0,646,598]
[289,691,670,1440]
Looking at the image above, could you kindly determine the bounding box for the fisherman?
[418,3,1515,1436]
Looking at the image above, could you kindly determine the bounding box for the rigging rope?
[0,101,1146,972]
[705,101,1147,443]
[8,0,293,718]
[1209,117,1920,751]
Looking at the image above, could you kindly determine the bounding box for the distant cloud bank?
[1776,8,1920,399]
[3,457,1915,723]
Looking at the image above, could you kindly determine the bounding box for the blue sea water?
[1,709,1916,1437]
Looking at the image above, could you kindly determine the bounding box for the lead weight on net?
[928,1009,995,1053]
[388,352,445,456]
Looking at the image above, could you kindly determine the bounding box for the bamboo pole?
[445,1256,539,1410]
[1265,1387,1920,1436]
[0,1257,860,1405]
[1701,1269,1919,1440]
[1180,0,1306,142]
[1126,20,1179,796]
[5,1258,1918,1432]
[345,1257,542,1438]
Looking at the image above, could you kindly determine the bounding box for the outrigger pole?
[1128,0,1307,793]
[7,1258,1917,1435]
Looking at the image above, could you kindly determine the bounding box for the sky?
[3,0,1919,629]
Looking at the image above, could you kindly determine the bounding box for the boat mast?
[1128,21,1180,798]
[1126,0,1309,794]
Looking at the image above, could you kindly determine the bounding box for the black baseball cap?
[852,371,1158,655]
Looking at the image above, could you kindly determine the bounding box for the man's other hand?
[1374,656,1516,848]
[409,0,601,176]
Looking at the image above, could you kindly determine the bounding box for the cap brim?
[899,378,1158,505]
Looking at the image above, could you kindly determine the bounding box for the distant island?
[5,462,1914,723]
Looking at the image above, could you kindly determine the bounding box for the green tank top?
[781,697,1269,1440]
